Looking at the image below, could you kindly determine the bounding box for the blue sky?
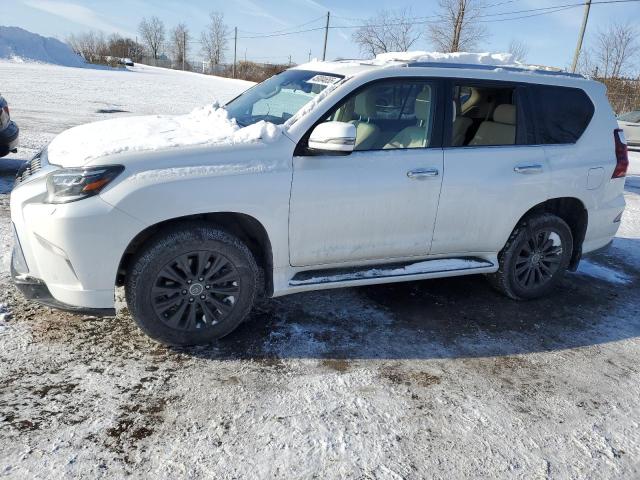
[3,0,640,69]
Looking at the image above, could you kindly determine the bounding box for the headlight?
[45,165,124,203]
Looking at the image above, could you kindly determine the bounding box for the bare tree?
[67,31,107,63]
[352,8,422,57]
[106,34,143,60]
[138,16,165,60]
[428,0,487,52]
[508,39,529,63]
[201,12,229,68]
[170,23,190,68]
[586,22,638,79]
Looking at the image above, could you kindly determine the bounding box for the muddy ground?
[1,186,639,478]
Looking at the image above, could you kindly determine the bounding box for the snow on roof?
[374,51,516,66]
[302,51,580,80]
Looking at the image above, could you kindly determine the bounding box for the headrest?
[493,104,516,125]
[415,87,431,121]
[354,92,376,118]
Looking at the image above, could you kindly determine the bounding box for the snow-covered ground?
[1,61,640,479]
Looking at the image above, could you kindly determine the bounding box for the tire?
[487,213,573,300]
[125,224,259,346]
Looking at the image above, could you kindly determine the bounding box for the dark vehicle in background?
[0,93,19,157]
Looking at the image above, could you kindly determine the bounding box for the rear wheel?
[125,224,258,346]
[487,213,573,300]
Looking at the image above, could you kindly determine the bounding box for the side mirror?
[308,121,356,154]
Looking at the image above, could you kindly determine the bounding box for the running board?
[289,257,495,287]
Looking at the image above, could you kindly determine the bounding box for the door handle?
[514,164,543,175]
[407,168,439,179]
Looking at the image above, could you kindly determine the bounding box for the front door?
[289,78,444,267]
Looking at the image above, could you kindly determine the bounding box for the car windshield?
[225,69,343,127]
[619,111,640,123]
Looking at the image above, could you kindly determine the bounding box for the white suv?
[10,57,628,345]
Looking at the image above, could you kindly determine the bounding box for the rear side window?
[532,86,594,144]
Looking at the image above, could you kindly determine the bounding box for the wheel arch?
[116,212,274,296]
[514,197,588,271]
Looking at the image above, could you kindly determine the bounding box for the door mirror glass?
[308,121,356,154]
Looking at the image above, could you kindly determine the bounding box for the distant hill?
[0,26,85,67]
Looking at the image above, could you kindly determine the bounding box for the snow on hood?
[47,104,282,167]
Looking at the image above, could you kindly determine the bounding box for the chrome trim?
[514,164,543,174]
[407,168,439,179]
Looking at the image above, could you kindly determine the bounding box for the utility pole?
[571,0,592,73]
[322,11,330,61]
[233,26,238,79]
[182,30,186,71]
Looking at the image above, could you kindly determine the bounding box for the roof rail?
[408,62,586,79]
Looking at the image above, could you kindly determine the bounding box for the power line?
[190,0,640,42]
[477,5,577,22]
[237,26,326,39]
[237,15,325,36]
[330,0,640,30]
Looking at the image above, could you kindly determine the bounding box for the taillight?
[613,128,628,179]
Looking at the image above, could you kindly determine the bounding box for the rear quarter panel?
[544,81,625,253]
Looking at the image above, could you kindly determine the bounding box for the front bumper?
[10,170,144,312]
[0,121,19,157]
[11,261,116,317]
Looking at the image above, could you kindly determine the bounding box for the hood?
[46,104,282,168]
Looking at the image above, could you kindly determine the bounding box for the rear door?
[431,80,550,255]
[289,78,445,267]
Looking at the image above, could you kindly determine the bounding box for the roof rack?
[407,62,586,79]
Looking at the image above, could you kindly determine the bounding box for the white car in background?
[10,55,628,346]
[618,110,640,147]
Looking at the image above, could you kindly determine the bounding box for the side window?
[450,83,519,147]
[324,80,437,151]
[532,86,594,144]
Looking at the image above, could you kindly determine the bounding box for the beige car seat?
[468,104,516,146]
[383,88,431,149]
[350,92,380,150]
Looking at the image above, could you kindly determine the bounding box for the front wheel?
[487,213,573,300]
[125,224,259,346]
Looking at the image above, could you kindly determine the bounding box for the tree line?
[66,0,639,111]
[67,12,231,72]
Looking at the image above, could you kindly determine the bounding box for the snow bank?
[47,104,281,166]
[0,26,85,67]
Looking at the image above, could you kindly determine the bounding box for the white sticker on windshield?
[306,75,340,86]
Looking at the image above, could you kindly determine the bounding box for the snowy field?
[1,61,640,478]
